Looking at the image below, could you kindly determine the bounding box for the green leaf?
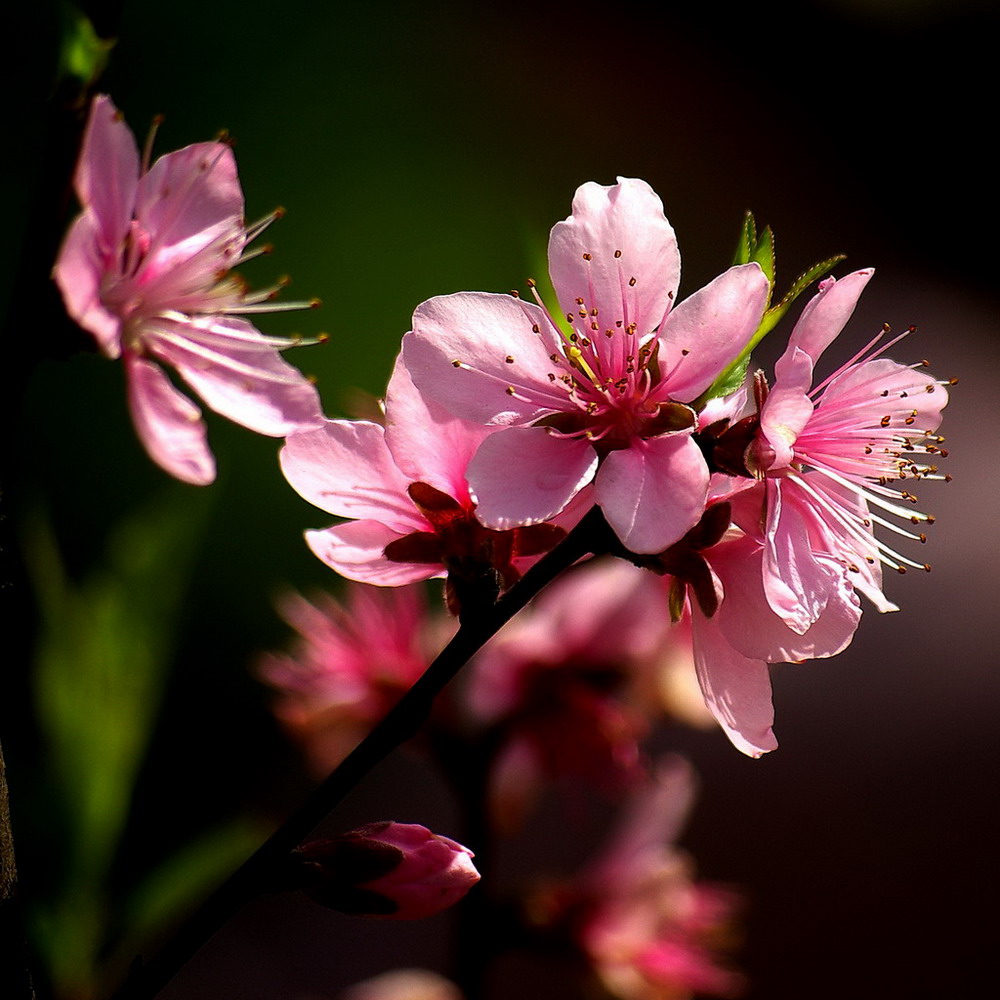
[749,225,775,288]
[732,211,756,266]
[25,493,209,993]
[57,3,114,89]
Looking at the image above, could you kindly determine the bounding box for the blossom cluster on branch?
[49,93,955,1000]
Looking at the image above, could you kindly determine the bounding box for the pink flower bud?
[295,822,480,919]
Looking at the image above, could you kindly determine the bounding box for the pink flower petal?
[384,353,491,505]
[690,608,777,758]
[304,522,443,587]
[711,531,861,662]
[52,213,123,357]
[280,421,424,528]
[759,346,814,468]
[781,268,874,368]
[657,263,770,403]
[135,141,245,277]
[402,292,566,426]
[124,354,215,485]
[74,94,139,253]
[594,436,709,554]
[547,177,680,335]
[466,427,598,529]
[149,315,323,436]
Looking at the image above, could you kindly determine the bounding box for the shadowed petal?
[467,428,598,529]
[53,213,122,357]
[280,421,424,528]
[124,354,215,485]
[595,436,709,554]
[305,522,442,586]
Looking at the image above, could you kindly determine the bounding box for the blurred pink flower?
[573,759,744,1000]
[342,970,463,1000]
[467,558,705,825]
[53,94,323,484]
[401,177,769,554]
[280,359,575,612]
[259,583,451,774]
[750,269,951,629]
[296,822,480,920]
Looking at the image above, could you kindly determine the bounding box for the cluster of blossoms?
[53,94,954,1000]
[280,176,951,757]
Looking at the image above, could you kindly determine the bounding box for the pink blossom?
[295,822,480,920]
[280,358,574,611]
[259,583,452,774]
[53,95,323,484]
[573,760,744,1000]
[639,496,861,757]
[401,177,769,554]
[749,269,951,628]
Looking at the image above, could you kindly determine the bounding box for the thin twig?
[114,505,615,1000]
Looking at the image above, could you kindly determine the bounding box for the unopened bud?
[294,822,480,919]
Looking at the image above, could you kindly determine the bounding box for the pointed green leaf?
[732,211,756,266]
[754,253,846,341]
[749,225,775,287]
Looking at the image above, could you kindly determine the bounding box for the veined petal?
[402,292,566,426]
[149,315,323,436]
[548,177,680,336]
[124,354,215,485]
[280,421,425,528]
[759,346,814,468]
[52,213,123,357]
[136,141,245,275]
[305,522,442,586]
[75,94,139,253]
[384,353,492,504]
[595,436,709,554]
[761,479,843,633]
[690,609,777,758]
[712,532,861,661]
[467,428,597,529]
[657,263,769,403]
[780,268,874,368]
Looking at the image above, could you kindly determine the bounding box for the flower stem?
[113,505,615,1000]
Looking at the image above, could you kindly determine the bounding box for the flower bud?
[294,822,480,919]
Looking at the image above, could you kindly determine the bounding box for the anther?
[681,349,690,356]
[505,355,515,364]
[505,386,516,395]
[583,252,592,260]
[923,563,932,572]
[451,359,462,368]
[628,276,637,287]
[576,297,585,305]
[880,415,891,427]
[532,324,540,333]
[527,278,537,287]
[510,289,520,298]
[614,250,622,258]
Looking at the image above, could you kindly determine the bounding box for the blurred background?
[4,0,999,997]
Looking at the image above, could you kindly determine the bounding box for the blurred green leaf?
[57,3,114,89]
[26,493,209,993]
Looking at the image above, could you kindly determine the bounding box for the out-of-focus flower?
[467,558,707,825]
[401,177,769,554]
[741,269,950,630]
[536,759,743,1000]
[295,822,480,920]
[53,94,323,484]
[259,583,451,775]
[280,359,575,614]
[342,969,463,1000]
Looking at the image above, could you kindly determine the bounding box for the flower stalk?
[113,504,615,1000]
